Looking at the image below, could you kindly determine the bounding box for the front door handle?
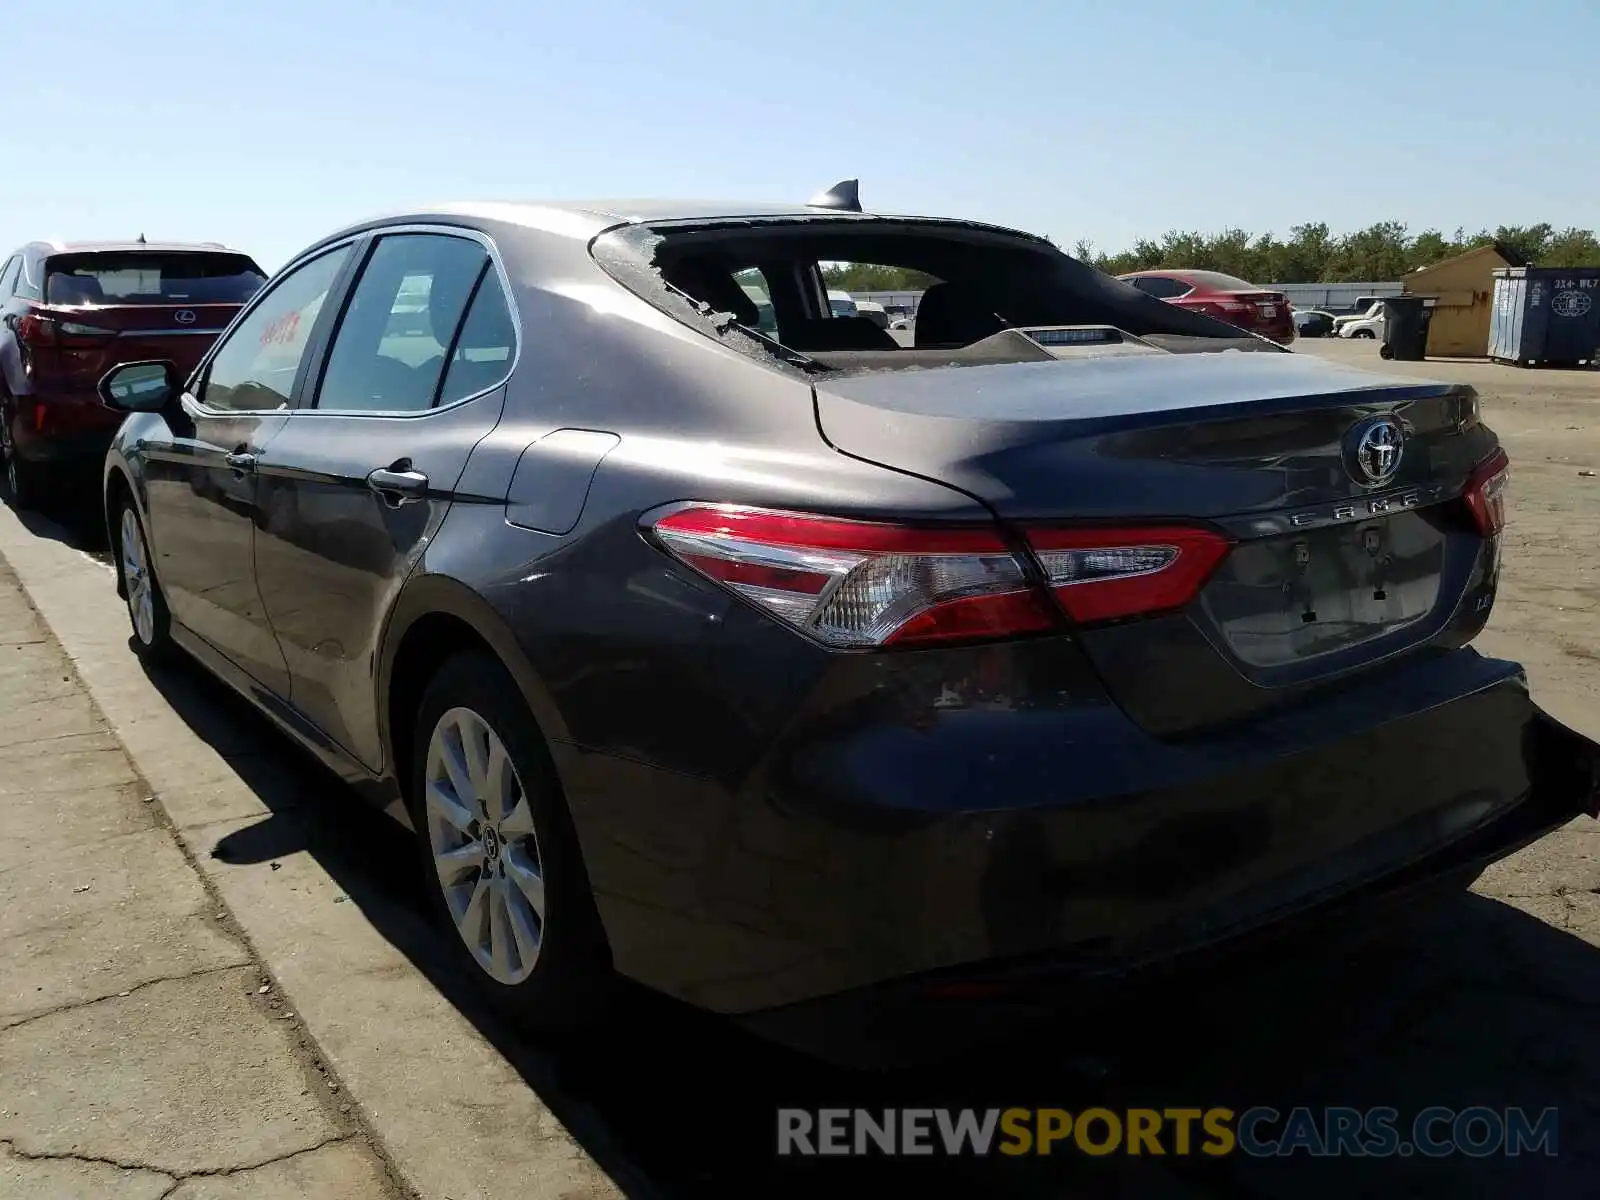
[366,466,429,505]
[223,450,256,472]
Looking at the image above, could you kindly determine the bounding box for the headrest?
[50,275,105,305]
[914,281,1004,348]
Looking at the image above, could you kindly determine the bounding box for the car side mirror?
[99,360,178,413]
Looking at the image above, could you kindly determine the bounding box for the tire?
[1354,329,1376,340]
[408,652,611,1031]
[0,404,46,509]
[116,499,173,660]
[1379,343,1395,360]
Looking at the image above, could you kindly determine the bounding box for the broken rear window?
[591,218,1279,374]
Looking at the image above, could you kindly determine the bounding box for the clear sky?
[3,0,1596,271]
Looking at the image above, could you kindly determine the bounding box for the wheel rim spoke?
[424,706,544,985]
[454,874,491,945]
[488,878,513,978]
[499,794,534,839]
[503,875,541,966]
[484,740,513,824]
[433,840,482,885]
[424,778,476,836]
[503,847,546,922]
[435,727,475,811]
[457,714,491,800]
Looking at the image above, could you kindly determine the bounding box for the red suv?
[1117,269,1294,345]
[0,240,266,505]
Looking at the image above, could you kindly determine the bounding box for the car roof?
[314,198,1037,248]
[26,239,246,256]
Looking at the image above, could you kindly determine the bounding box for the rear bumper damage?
[735,701,1599,1064]
[563,643,1598,1061]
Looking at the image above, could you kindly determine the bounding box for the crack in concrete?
[1,1132,357,1189]
[0,961,247,1032]
[0,724,112,751]
[1,1135,177,1184]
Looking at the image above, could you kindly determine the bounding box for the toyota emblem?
[174,309,197,325]
[1347,416,1405,486]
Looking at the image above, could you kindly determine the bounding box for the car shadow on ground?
[3,488,112,557]
[108,597,1600,1198]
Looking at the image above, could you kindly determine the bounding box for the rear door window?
[1130,276,1190,299]
[436,271,516,407]
[43,252,266,306]
[315,233,491,413]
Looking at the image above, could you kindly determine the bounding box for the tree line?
[1074,222,1600,282]
[822,222,1600,292]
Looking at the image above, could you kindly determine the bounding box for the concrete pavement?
[0,558,396,1198]
[0,503,628,1199]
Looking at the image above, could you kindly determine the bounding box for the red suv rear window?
[44,252,265,306]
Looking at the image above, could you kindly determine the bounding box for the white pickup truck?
[1333,300,1386,339]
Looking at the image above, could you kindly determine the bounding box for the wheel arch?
[378,572,572,804]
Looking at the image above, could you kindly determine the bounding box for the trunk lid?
[814,351,1501,731]
[1186,290,1289,337]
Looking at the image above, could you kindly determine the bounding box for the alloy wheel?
[121,508,156,645]
[424,706,546,985]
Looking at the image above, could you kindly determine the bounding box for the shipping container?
[1489,267,1600,367]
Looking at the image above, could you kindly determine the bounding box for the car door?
[252,228,516,771]
[139,243,356,697]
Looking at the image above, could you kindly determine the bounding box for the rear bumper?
[740,717,1596,1064]
[6,389,120,466]
[557,644,1599,1038]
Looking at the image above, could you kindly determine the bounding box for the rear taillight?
[17,313,55,346]
[649,505,1056,648]
[1463,448,1510,537]
[57,320,116,340]
[1026,526,1233,624]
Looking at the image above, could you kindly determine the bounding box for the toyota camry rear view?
[98,195,1600,1061]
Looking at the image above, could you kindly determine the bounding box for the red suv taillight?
[17,313,56,347]
[1463,448,1510,537]
[1025,525,1233,623]
[649,505,1233,647]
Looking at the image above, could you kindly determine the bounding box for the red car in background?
[1117,269,1295,345]
[0,240,266,506]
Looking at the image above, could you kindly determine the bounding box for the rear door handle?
[223,450,256,472]
[366,467,429,505]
